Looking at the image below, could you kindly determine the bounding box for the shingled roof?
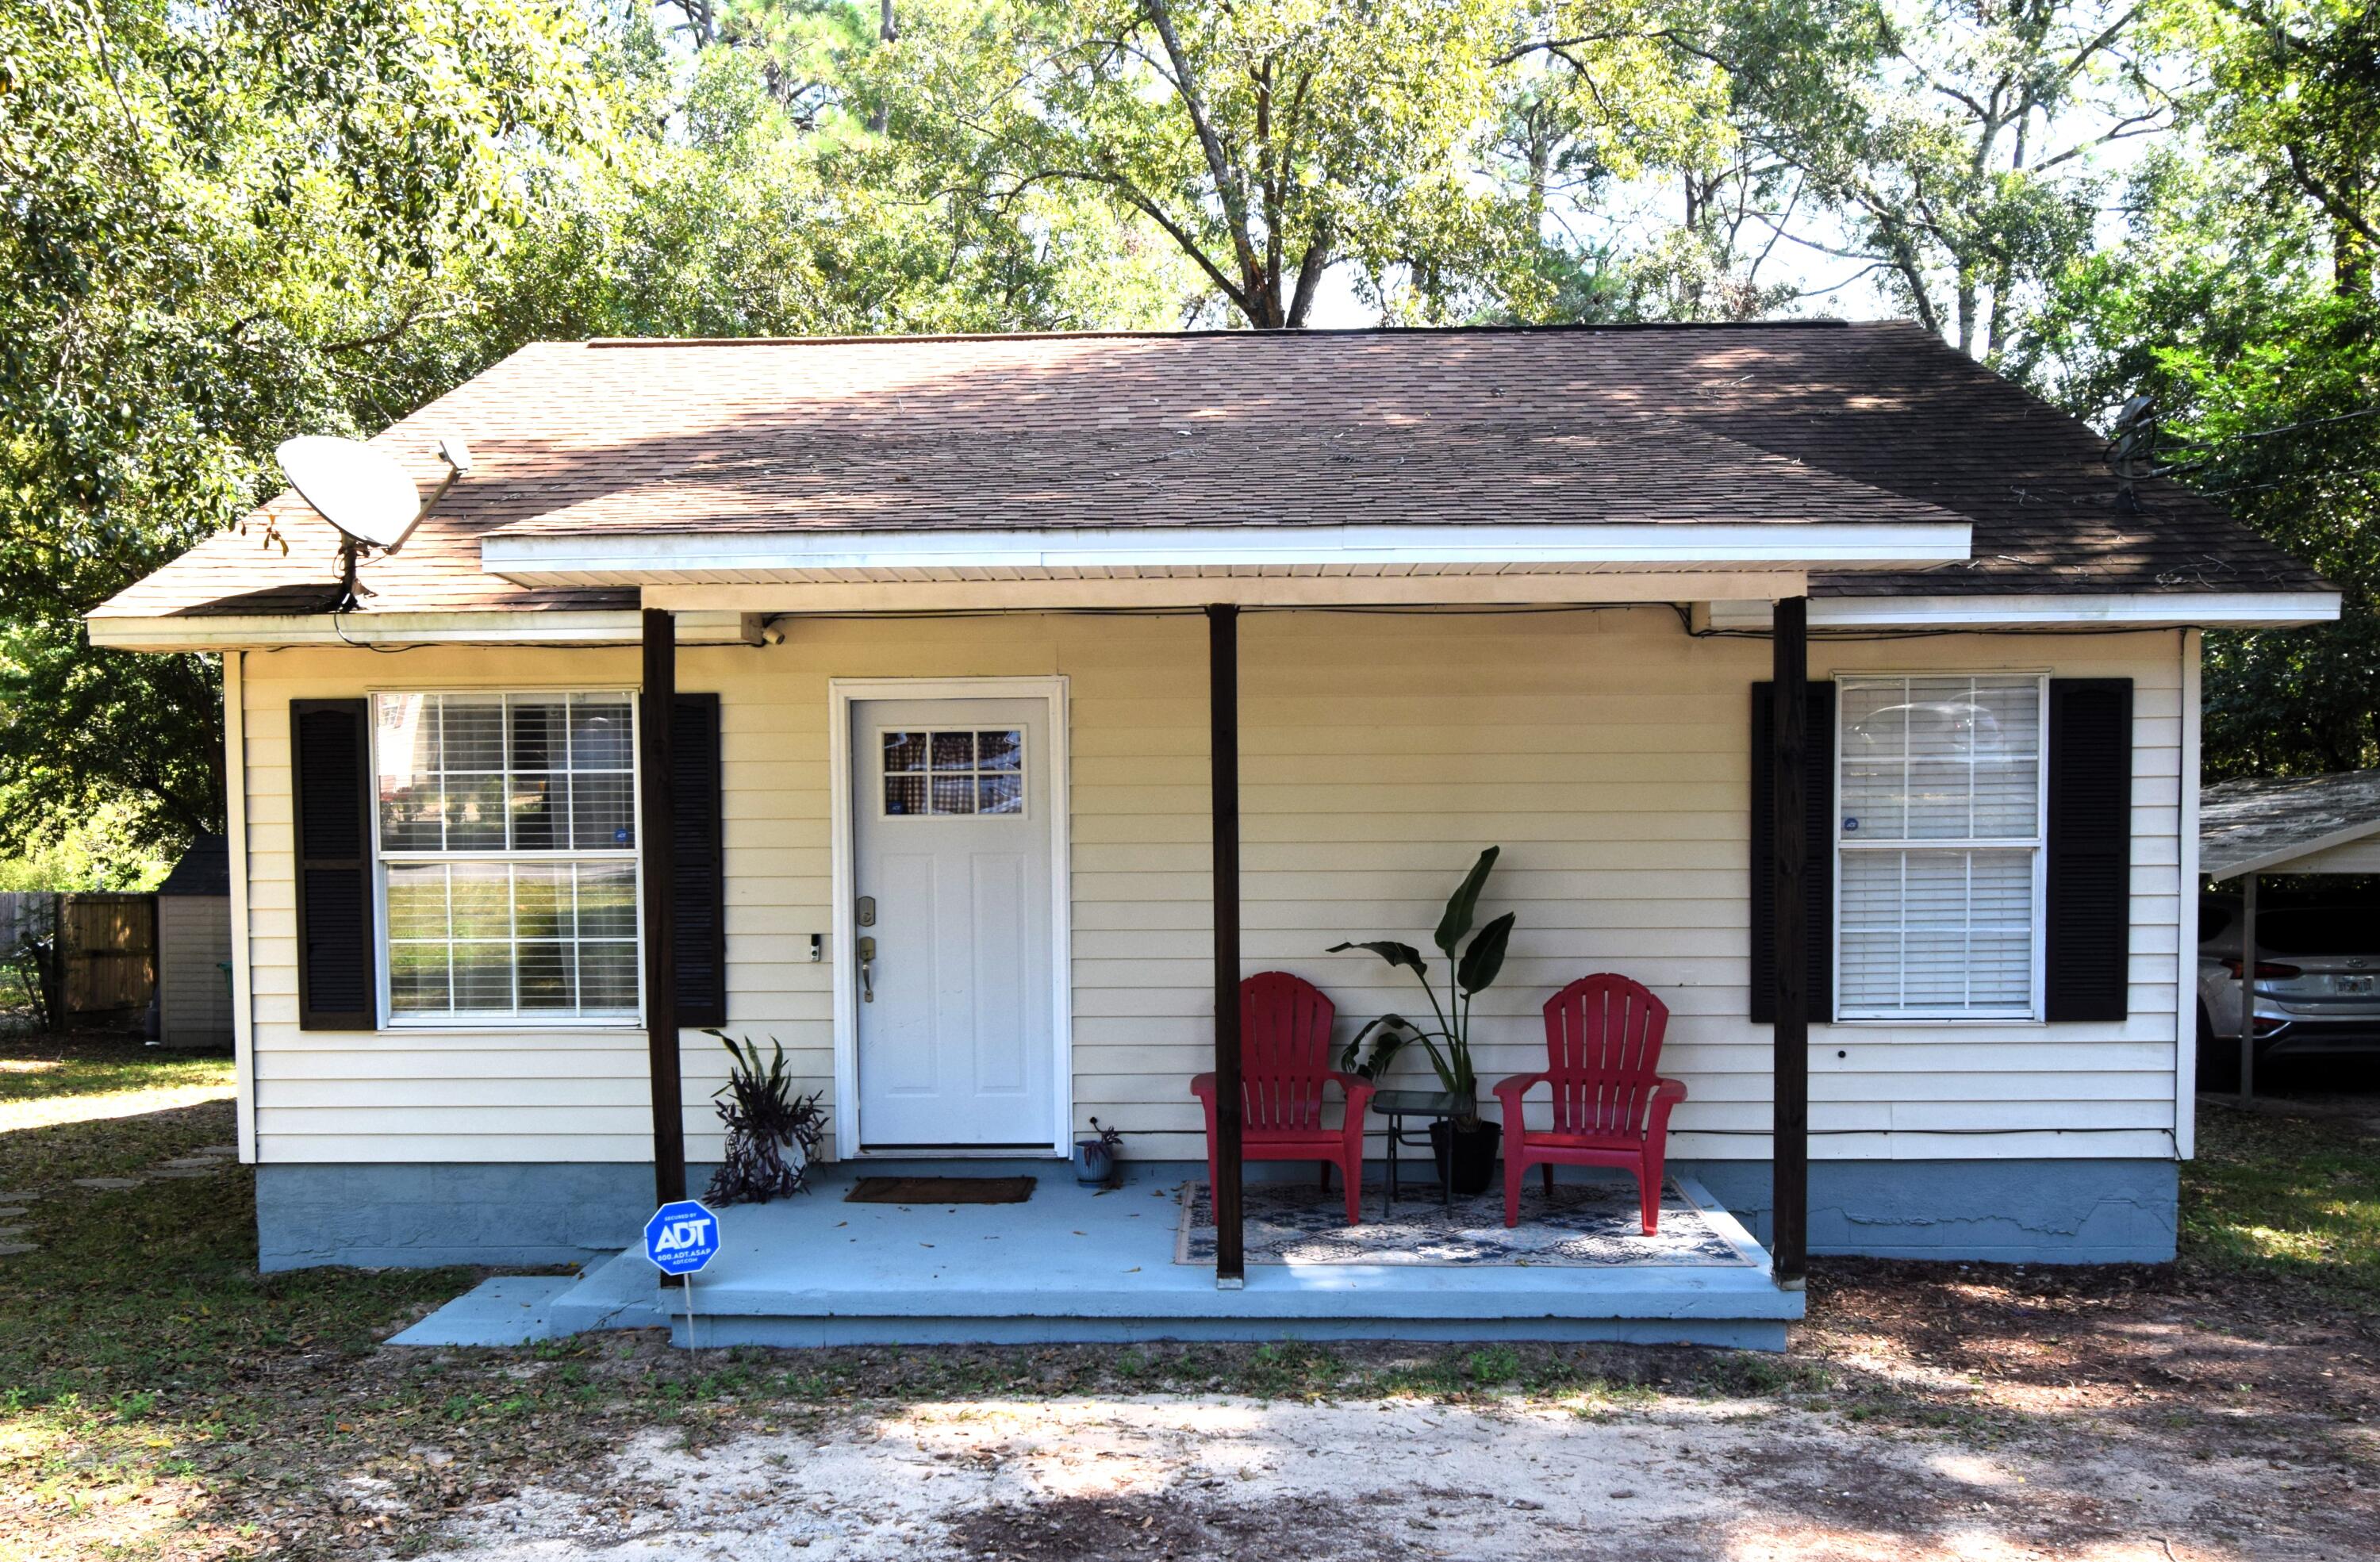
[92,320,2327,625]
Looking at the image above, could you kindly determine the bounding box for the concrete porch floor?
[392,1161,1802,1352]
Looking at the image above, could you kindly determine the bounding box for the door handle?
[857,935,877,1003]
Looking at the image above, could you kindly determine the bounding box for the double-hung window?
[1837,674,2046,1020]
[372,692,640,1023]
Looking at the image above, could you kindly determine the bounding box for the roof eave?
[1706,589,2343,631]
[475,520,1976,589]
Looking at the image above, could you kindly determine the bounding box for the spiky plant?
[703,1031,825,1206]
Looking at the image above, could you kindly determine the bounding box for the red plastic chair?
[1190,971,1375,1226]
[1492,974,1687,1233]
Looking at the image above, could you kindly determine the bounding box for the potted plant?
[1330,846,1516,1197]
[702,1031,826,1207]
[1073,1117,1124,1184]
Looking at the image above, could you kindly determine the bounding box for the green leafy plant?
[1329,846,1515,1126]
[0,915,56,1035]
[702,1031,825,1207]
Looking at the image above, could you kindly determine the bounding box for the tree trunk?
[866,2,898,135]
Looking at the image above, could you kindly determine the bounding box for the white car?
[2197,897,2380,1088]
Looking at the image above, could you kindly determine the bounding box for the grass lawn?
[0,1036,236,1140]
[2182,1099,2380,1300]
[0,1042,2375,1559]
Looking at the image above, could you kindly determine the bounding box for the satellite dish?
[274,435,474,608]
[275,436,424,551]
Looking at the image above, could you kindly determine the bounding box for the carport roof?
[2202,769,2380,881]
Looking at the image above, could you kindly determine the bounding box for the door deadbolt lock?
[856,896,876,927]
[856,935,877,1003]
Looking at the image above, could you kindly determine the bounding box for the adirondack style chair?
[1190,971,1375,1226]
[1492,974,1687,1233]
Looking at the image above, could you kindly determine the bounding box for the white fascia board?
[1703,589,2343,631]
[643,571,1810,614]
[478,520,1974,583]
[84,608,761,652]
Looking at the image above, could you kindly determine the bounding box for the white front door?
[851,697,1055,1149]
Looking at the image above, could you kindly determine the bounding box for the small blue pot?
[1073,1139,1115,1184]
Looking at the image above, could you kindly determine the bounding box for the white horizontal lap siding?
[240,613,2186,1172]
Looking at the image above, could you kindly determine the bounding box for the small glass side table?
[1372,1088,1467,1215]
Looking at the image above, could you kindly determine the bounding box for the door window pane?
[882,728,1026,817]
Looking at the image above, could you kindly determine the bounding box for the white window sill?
[1828,1015,2045,1027]
[379,1018,646,1033]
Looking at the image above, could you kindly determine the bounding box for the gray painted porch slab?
[390,1161,1800,1352]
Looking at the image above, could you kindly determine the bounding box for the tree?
[2163,0,2378,297]
[1733,0,2169,361]
[0,1,1188,871]
[2019,1,2378,777]
[864,0,1714,328]
[0,0,604,863]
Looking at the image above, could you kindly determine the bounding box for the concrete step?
[546,1250,673,1335]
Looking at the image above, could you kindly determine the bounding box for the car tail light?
[2221,958,2302,981]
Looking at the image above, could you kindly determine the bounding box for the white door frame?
[827,676,1073,1157]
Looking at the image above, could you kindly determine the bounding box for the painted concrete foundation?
[260,1154,2178,1272]
[255,1163,697,1272]
[1679,1158,2180,1265]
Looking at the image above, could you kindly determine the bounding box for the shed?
[155,835,232,1049]
[2198,769,2380,1096]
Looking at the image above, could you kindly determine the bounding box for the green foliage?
[0,0,1183,862]
[1331,847,1517,1118]
[2018,0,2378,777]
[865,0,1715,327]
[0,0,607,858]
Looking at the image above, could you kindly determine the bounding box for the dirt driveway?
[409,1383,2363,1561]
[367,1250,2380,1562]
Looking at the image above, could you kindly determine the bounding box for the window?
[372,692,639,1023]
[881,728,1024,817]
[1837,674,2045,1019]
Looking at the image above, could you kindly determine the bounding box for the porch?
[399,1159,1800,1351]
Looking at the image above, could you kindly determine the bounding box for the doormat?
[846,1176,1037,1205]
[1173,1180,1756,1267]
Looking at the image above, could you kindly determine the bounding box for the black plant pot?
[1427,1118,1503,1198]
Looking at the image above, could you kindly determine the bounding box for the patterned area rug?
[1173,1180,1755,1268]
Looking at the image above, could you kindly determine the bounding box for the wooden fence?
[0,891,158,1022]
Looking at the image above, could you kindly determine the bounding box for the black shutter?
[1750,681,1836,1025]
[2046,678,2133,1020]
[291,700,376,1030]
[672,693,727,1028]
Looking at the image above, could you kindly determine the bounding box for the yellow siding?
[237,611,2186,1167]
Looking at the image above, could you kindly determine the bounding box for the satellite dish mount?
[274,436,474,611]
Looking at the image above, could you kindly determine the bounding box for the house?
[155,834,234,1048]
[89,323,2336,1341]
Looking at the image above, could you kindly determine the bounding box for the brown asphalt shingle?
[92,320,2326,623]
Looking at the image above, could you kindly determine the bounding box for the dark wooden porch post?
[1770,595,1810,1289]
[640,608,685,1209]
[1207,604,1245,1288]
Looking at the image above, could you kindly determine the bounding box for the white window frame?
[1832,671,2050,1024]
[368,689,643,1030]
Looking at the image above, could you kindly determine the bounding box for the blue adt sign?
[643,1199,720,1276]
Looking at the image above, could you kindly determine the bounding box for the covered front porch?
[401,1157,1798,1351]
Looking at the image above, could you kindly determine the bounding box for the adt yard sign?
[643,1199,720,1276]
